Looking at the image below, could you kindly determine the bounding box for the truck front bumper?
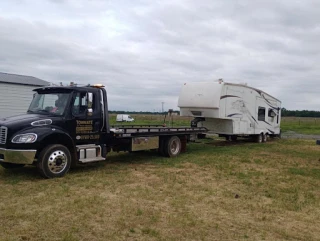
[0,148,36,165]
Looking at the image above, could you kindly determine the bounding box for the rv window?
[268,109,276,117]
[258,107,266,121]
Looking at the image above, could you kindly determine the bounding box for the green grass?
[1,138,320,240]
[281,117,320,135]
[1,115,320,240]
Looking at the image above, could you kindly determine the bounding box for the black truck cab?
[0,84,206,178]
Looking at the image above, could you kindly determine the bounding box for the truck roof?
[33,85,101,92]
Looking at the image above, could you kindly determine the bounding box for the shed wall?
[0,83,37,118]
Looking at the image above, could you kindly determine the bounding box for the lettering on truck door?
[71,91,102,144]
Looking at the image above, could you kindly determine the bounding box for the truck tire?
[0,163,25,169]
[164,136,181,157]
[36,144,72,178]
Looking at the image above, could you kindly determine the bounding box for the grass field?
[1,137,320,240]
[1,115,320,240]
[281,117,320,135]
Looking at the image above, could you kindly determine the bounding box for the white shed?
[0,72,49,118]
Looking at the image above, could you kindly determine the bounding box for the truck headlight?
[12,133,37,143]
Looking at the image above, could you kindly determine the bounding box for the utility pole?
[161,102,165,113]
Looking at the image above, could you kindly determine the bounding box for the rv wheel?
[256,134,263,143]
[262,133,268,142]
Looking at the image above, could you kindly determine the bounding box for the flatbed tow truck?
[0,84,207,178]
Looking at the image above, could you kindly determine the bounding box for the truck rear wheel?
[164,136,181,157]
[36,144,71,178]
[0,163,25,169]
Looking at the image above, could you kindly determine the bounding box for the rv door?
[255,97,267,133]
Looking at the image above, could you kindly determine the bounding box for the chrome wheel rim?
[47,150,68,174]
[170,140,180,155]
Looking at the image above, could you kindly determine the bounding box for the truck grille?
[0,126,8,144]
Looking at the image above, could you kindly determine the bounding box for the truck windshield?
[28,92,71,116]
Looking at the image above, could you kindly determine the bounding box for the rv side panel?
[178,82,223,118]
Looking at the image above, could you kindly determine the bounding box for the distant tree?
[281,108,320,117]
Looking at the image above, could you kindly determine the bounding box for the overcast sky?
[1,0,319,111]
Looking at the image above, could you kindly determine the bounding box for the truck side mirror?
[87,92,93,116]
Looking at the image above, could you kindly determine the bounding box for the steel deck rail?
[111,126,208,137]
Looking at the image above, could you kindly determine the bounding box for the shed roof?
[0,72,49,86]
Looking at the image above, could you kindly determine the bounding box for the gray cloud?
[0,0,320,111]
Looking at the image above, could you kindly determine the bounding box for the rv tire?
[262,133,268,142]
[231,136,238,141]
[256,134,263,143]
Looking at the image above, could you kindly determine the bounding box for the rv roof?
[223,82,281,103]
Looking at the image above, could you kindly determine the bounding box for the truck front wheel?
[36,144,72,178]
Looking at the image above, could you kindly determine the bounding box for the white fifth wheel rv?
[178,80,281,142]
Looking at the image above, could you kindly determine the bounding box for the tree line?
[281,108,320,117]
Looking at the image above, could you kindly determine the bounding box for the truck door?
[71,91,102,145]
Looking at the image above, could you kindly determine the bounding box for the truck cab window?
[258,107,266,121]
[28,93,70,115]
[72,92,95,116]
